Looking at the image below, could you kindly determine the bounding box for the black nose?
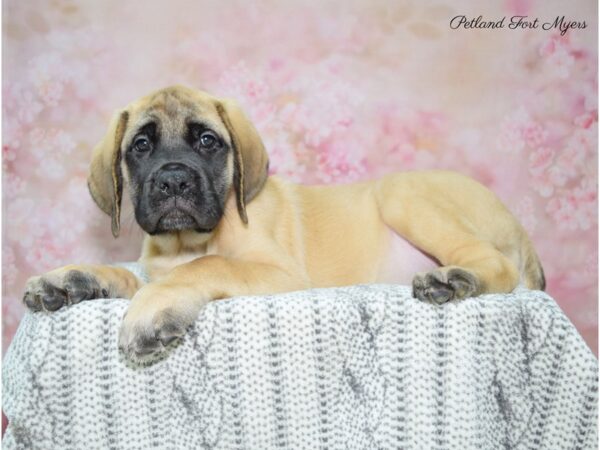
[154,163,196,197]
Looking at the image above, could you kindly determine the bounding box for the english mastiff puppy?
[23,85,545,361]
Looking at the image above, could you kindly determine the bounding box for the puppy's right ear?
[87,110,129,238]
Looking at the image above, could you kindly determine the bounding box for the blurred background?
[2,0,597,353]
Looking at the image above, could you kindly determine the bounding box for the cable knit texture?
[3,271,598,449]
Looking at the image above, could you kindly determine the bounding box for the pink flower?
[264,138,304,181]
[275,60,363,147]
[547,165,569,187]
[218,61,271,104]
[522,122,548,148]
[2,245,18,288]
[16,90,43,124]
[36,79,64,107]
[569,126,596,153]
[513,196,537,234]
[27,128,76,180]
[3,145,17,163]
[529,147,555,175]
[415,111,447,136]
[540,34,575,79]
[573,178,597,204]
[383,138,438,171]
[553,130,591,180]
[580,81,598,114]
[531,171,555,198]
[574,112,596,129]
[3,173,26,198]
[582,252,599,278]
[2,297,26,353]
[546,196,578,230]
[28,53,66,105]
[505,0,533,15]
[539,34,571,58]
[314,138,366,183]
[496,108,531,153]
[546,179,597,230]
[24,238,71,272]
[5,198,46,248]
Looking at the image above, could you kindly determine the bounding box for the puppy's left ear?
[87,110,129,238]
[215,100,269,224]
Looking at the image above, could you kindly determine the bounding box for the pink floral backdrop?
[3,0,597,354]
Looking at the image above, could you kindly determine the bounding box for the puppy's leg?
[119,255,309,360]
[23,265,144,312]
[376,172,524,304]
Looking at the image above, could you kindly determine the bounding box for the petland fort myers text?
[450,15,587,36]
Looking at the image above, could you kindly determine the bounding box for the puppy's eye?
[199,131,217,149]
[133,136,151,153]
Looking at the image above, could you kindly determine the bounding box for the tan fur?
[24,86,545,360]
[88,111,129,237]
[140,172,541,294]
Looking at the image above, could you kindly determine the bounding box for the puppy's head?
[88,86,269,237]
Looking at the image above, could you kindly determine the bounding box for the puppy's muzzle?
[152,163,197,199]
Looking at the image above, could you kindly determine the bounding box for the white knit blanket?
[3,282,598,449]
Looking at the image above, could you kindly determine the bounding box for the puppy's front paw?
[118,284,200,362]
[23,269,110,312]
[412,266,481,305]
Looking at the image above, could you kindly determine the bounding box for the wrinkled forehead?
[124,87,230,144]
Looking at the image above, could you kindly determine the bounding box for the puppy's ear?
[87,110,129,238]
[215,100,269,224]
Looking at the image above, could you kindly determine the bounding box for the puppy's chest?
[143,247,213,280]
